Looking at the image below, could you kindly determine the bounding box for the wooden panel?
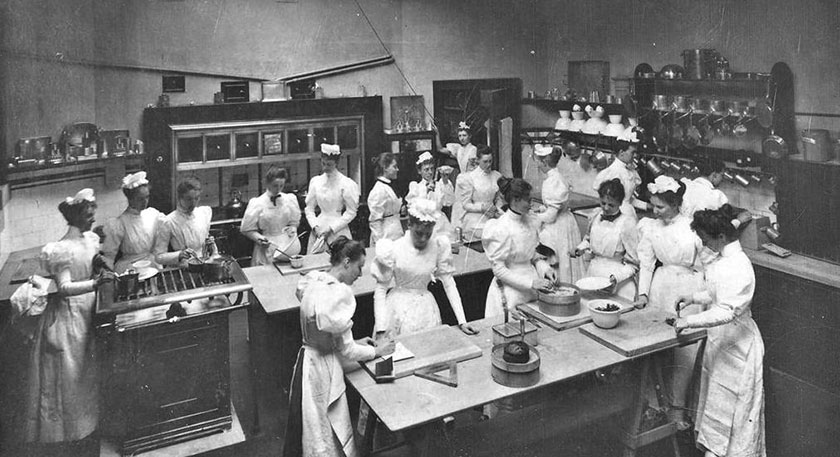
[568,61,610,100]
[753,266,840,395]
[361,325,482,379]
[765,368,840,457]
[579,308,706,357]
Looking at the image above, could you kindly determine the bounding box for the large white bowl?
[576,276,612,291]
[588,299,623,329]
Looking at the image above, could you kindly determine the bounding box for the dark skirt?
[282,347,305,457]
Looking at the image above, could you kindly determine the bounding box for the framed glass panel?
[313,127,335,147]
[206,134,230,161]
[263,131,284,155]
[337,125,358,150]
[288,129,309,154]
[235,132,259,158]
[177,136,204,163]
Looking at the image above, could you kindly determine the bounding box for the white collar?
[720,240,743,258]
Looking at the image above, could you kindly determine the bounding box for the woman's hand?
[256,236,271,246]
[282,226,297,237]
[634,294,648,309]
[608,275,618,293]
[314,225,331,238]
[544,268,557,284]
[95,270,116,287]
[673,317,689,334]
[674,295,693,314]
[532,278,554,293]
[458,323,479,335]
[373,338,396,357]
[179,248,197,262]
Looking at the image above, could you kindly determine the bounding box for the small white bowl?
[608,114,623,124]
[571,111,585,120]
[589,299,623,329]
[290,255,304,269]
[558,110,571,118]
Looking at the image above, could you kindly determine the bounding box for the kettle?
[226,190,245,219]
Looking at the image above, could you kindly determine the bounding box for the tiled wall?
[0,177,126,266]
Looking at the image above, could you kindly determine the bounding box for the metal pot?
[801,129,833,162]
[659,64,685,80]
[682,49,718,80]
[653,95,671,111]
[200,256,234,282]
[762,130,788,159]
[709,100,727,114]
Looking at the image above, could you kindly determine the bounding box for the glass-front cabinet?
[169,117,363,210]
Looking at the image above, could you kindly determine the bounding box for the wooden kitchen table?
[346,312,706,457]
[243,246,493,392]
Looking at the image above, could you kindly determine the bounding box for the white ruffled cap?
[407,198,439,223]
[65,188,95,205]
[121,171,149,189]
[458,121,470,131]
[533,144,553,157]
[647,175,680,194]
[320,143,341,156]
[416,151,434,165]
[437,165,454,175]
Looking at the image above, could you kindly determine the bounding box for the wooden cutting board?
[518,293,634,331]
[274,252,331,276]
[362,325,482,379]
[579,308,706,357]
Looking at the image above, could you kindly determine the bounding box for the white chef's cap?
[320,143,341,156]
[533,144,553,157]
[65,188,95,205]
[407,199,439,223]
[416,151,434,165]
[121,171,148,189]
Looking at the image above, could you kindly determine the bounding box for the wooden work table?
[347,311,706,456]
[243,245,492,315]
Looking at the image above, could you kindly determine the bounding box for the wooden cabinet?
[143,98,384,213]
[752,266,840,456]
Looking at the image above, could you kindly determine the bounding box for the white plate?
[138,267,159,281]
[576,276,612,291]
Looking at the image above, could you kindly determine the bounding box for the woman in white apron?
[439,121,477,174]
[573,178,639,301]
[154,177,213,266]
[532,144,583,283]
[371,199,477,338]
[459,146,501,243]
[240,167,301,265]
[674,204,765,457]
[636,175,705,430]
[305,144,360,254]
[367,153,403,246]
[102,171,164,273]
[405,152,453,238]
[482,177,555,318]
[25,189,114,449]
[450,155,478,232]
[283,237,394,457]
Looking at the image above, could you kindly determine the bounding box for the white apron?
[695,311,766,457]
[257,204,301,264]
[485,263,538,318]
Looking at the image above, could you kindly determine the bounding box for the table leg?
[618,356,681,457]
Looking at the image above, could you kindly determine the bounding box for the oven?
[94,262,251,455]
